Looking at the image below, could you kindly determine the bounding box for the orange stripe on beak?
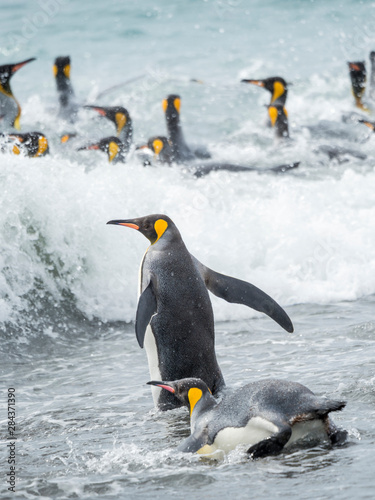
[119,223,139,230]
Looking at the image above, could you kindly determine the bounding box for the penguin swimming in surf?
[163,94,211,162]
[107,214,294,410]
[84,105,133,153]
[348,61,369,112]
[148,377,347,458]
[78,136,126,163]
[53,56,79,122]
[137,135,299,174]
[2,132,49,157]
[0,58,35,130]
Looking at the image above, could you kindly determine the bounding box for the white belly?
[144,325,161,406]
[197,418,327,457]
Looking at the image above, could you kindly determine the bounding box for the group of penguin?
[107,214,348,459]
[3,53,374,173]
[1,54,358,459]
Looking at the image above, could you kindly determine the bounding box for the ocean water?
[1,0,375,498]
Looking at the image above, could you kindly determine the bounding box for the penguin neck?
[166,117,190,160]
[272,91,287,106]
[190,393,216,429]
[56,76,75,107]
[118,123,133,152]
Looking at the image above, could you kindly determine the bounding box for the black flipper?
[192,256,294,333]
[135,281,157,348]
[177,430,208,453]
[248,424,292,459]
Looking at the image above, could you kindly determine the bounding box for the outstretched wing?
[135,280,157,348]
[192,256,294,333]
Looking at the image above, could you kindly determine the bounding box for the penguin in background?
[53,56,79,122]
[148,377,347,459]
[347,61,369,112]
[84,105,133,153]
[107,214,294,410]
[0,131,49,157]
[78,136,126,163]
[0,58,36,130]
[136,135,299,174]
[163,94,211,162]
[369,51,375,102]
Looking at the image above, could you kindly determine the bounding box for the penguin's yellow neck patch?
[63,64,70,79]
[152,139,164,155]
[12,144,20,155]
[116,112,126,135]
[272,81,285,102]
[53,64,58,77]
[174,98,181,113]
[188,387,203,417]
[153,219,168,244]
[162,98,168,113]
[268,106,278,127]
[108,141,119,162]
[35,136,48,157]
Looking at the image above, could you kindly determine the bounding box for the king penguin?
[107,214,294,410]
[163,94,211,162]
[84,105,133,153]
[137,135,299,174]
[78,136,126,163]
[0,58,35,131]
[53,56,79,122]
[148,377,347,459]
[4,132,49,157]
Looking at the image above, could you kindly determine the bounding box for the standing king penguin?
[0,58,35,130]
[148,377,347,458]
[53,56,79,122]
[107,214,294,410]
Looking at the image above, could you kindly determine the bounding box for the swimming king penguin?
[53,56,79,122]
[78,136,126,163]
[148,377,347,458]
[0,58,36,130]
[348,61,369,111]
[369,51,375,102]
[136,136,174,165]
[84,105,133,153]
[4,132,49,157]
[163,94,211,162]
[107,214,294,410]
[241,77,288,108]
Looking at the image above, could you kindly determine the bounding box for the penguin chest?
[197,417,279,456]
[0,93,17,126]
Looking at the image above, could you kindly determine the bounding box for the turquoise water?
[1,1,375,498]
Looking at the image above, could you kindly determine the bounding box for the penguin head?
[53,56,71,80]
[0,58,36,94]
[358,119,375,132]
[8,132,49,157]
[107,214,178,246]
[136,136,173,164]
[147,378,214,417]
[84,105,132,138]
[162,94,181,124]
[242,77,288,103]
[78,136,124,163]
